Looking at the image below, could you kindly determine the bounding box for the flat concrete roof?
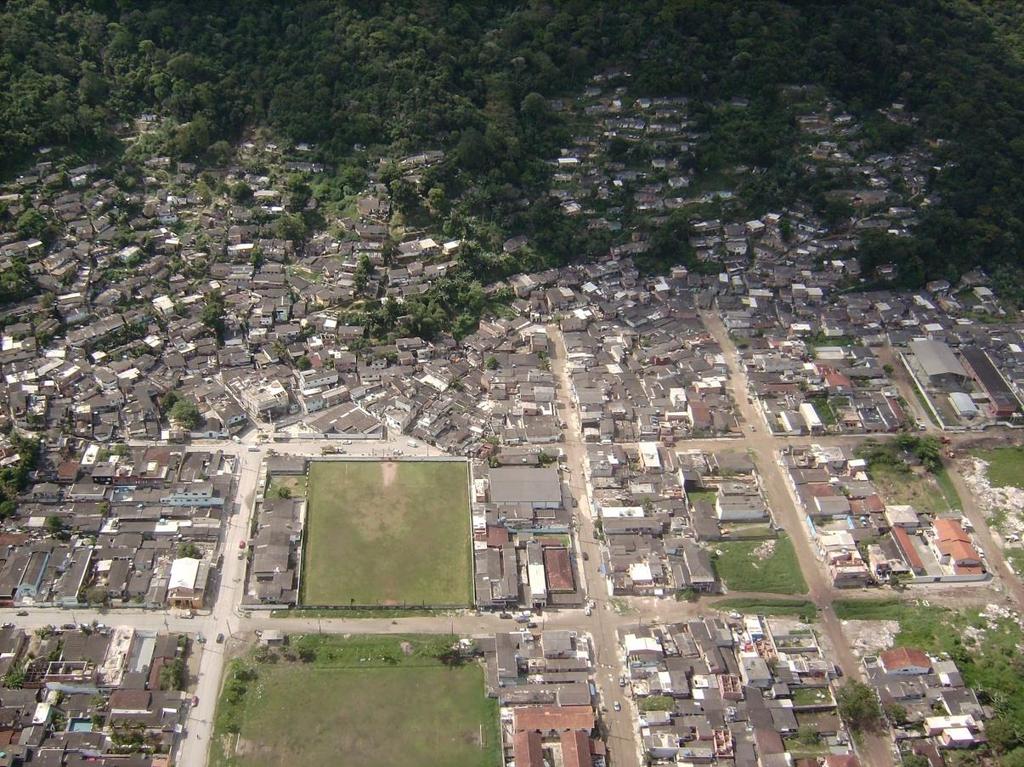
[489,466,561,505]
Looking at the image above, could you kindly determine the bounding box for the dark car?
[216,633,225,643]
[499,612,513,619]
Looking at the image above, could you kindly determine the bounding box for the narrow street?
[549,323,642,767]
[176,447,260,766]
[700,310,895,767]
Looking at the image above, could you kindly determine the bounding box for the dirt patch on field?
[380,461,398,488]
[753,539,776,560]
[840,619,899,658]
[961,457,1024,536]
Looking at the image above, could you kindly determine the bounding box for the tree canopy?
[3,1,1024,292]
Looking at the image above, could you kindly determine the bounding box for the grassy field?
[265,475,306,499]
[974,446,1024,489]
[686,489,718,506]
[713,534,808,594]
[713,597,817,620]
[270,607,446,619]
[833,598,956,653]
[791,686,832,706]
[302,460,471,606]
[1005,547,1024,575]
[210,635,499,767]
[868,464,958,514]
[833,598,1024,750]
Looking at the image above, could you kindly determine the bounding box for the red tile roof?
[514,705,594,734]
[513,730,544,767]
[543,547,575,593]
[880,647,931,672]
[561,730,594,767]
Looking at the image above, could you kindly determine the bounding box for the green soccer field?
[210,635,500,767]
[301,460,472,606]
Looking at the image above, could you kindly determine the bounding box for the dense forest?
[3,0,1024,297]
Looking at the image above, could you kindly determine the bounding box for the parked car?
[499,612,513,619]
[192,696,199,707]
[619,676,626,687]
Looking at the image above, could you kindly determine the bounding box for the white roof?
[624,634,662,655]
[628,561,653,583]
[168,557,201,590]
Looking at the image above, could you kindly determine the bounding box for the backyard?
[855,436,962,514]
[209,634,499,767]
[302,460,472,606]
[265,474,306,500]
[713,534,808,594]
[866,463,961,515]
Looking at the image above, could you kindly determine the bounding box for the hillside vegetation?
[3,1,1024,296]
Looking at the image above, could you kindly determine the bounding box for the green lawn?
[868,464,956,515]
[783,736,830,757]
[808,396,837,426]
[686,489,718,506]
[832,599,953,652]
[270,607,444,619]
[265,475,306,499]
[974,446,1024,489]
[714,597,817,620]
[302,460,471,606]
[210,635,499,767]
[791,686,833,706]
[713,534,808,594]
[1004,548,1024,575]
[933,467,964,511]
